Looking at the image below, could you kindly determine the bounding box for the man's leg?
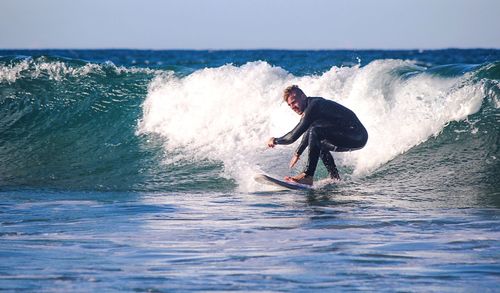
[285,128,319,185]
[304,126,367,178]
[302,127,350,178]
[319,147,340,180]
[290,126,367,184]
[303,127,322,178]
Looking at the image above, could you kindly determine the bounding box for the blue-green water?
[1,49,499,291]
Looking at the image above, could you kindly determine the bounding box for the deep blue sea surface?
[1,49,499,291]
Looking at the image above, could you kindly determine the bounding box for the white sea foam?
[0,58,164,83]
[138,60,486,191]
[0,59,30,83]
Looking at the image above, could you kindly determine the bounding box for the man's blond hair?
[283,85,305,102]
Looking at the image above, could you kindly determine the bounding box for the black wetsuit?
[274,97,368,179]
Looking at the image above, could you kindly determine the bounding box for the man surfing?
[267,85,368,186]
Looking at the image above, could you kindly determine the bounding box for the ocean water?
[0,49,499,292]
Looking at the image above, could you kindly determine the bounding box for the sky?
[1,0,500,50]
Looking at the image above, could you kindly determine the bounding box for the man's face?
[286,93,306,115]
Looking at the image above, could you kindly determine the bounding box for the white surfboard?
[254,173,313,190]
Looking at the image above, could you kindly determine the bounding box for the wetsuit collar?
[303,96,310,112]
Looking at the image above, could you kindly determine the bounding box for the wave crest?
[138,59,494,190]
[0,56,166,83]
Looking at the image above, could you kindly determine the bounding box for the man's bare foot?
[284,173,313,186]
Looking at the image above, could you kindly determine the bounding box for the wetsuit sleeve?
[274,103,315,145]
[295,133,308,156]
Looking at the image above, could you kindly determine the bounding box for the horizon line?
[1,47,499,51]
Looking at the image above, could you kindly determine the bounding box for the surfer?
[267,85,368,186]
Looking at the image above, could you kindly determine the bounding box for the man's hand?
[267,137,276,148]
[289,154,300,168]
